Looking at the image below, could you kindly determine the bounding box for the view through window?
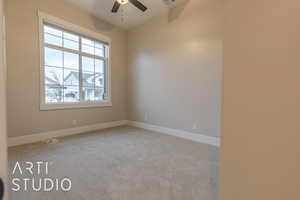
[42,24,109,105]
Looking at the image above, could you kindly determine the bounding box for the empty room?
[2,0,222,199]
[1,0,300,200]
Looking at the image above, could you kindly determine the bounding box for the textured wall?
[221,0,300,199]
[5,0,128,137]
[128,0,223,137]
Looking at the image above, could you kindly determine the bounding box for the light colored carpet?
[8,126,219,200]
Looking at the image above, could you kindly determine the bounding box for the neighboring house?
[46,70,104,102]
[64,71,104,88]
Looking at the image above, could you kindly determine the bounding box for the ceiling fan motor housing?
[117,0,129,5]
[112,0,147,13]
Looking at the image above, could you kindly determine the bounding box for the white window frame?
[38,11,112,110]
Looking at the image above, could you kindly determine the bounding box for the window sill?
[40,101,112,111]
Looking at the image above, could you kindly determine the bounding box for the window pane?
[45,47,63,67]
[95,42,104,49]
[83,87,94,101]
[82,38,94,46]
[95,48,105,57]
[64,85,80,102]
[82,56,94,72]
[63,32,79,42]
[64,69,79,86]
[95,59,104,73]
[45,85,63,103]
[83,72,94,87]
[95,88,104,101]
[44,33,62,46]
[64,52,79,70]
[64,39,79,51]
[95,73,104,87]
[45,66,63,85]
[82,44,94,55]
[44,25,62,37]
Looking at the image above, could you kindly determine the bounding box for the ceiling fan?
[111,0,147,13]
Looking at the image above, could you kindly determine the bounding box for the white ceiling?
[66,0,186,29]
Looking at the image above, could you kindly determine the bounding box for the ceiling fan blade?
[111,1,121,13]
[129,0,147,12]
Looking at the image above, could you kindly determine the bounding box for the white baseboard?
[8,120,127,147]
[8,120,220,147]
[127,121,220,147]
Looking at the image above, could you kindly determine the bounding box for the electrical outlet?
[72,120,77,126]
[192,123,198,130]
[144,112,148,121]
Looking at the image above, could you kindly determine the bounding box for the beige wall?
[0,0,8,198]
[221,0,300,199]
[5,0,128,137]
[127,0,223,137]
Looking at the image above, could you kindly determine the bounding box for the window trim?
[38,11,112,110]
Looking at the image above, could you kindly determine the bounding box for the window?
[39,12,111,110]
